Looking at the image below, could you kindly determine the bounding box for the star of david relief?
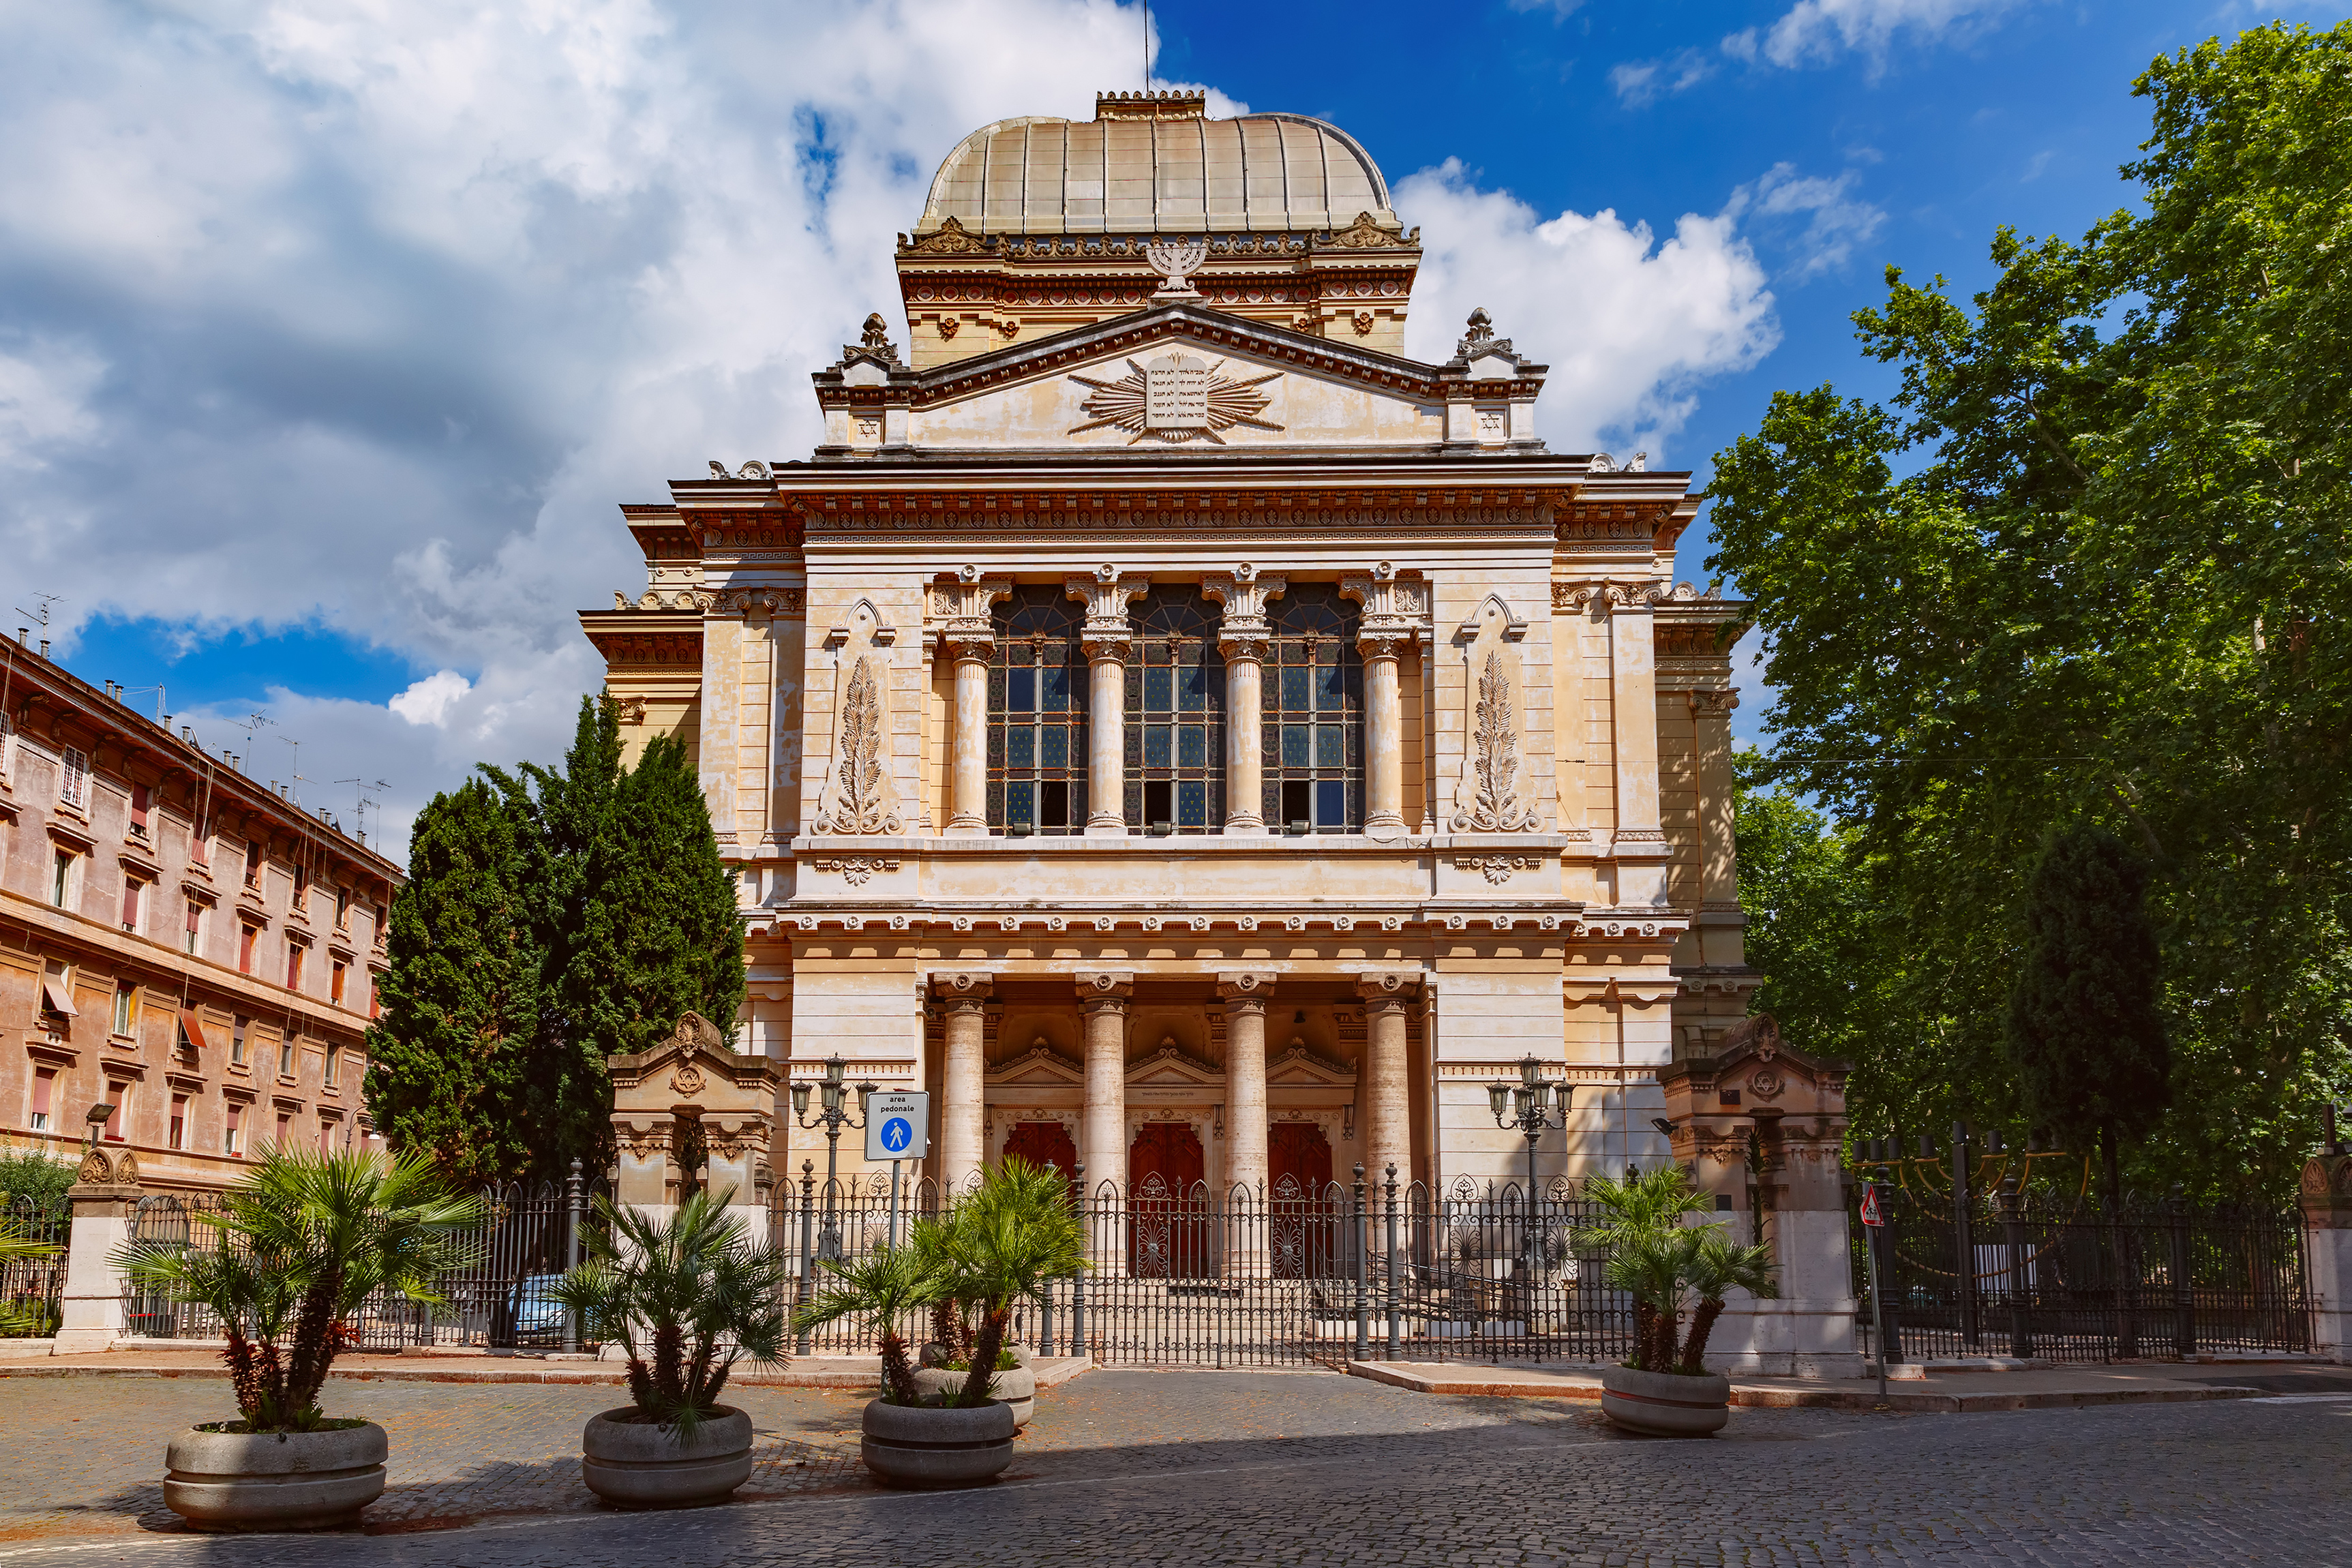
[1068,355,1284,444]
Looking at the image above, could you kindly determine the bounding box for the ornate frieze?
[811,856,899,884]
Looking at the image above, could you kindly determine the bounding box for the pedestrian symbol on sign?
[880,1117,913,1154]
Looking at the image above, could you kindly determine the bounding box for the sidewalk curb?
[0,1355,1098,1391]
[1340,1360,2264,1413]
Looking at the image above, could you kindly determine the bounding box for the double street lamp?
[1488,1055,1575,1281]
[790,1054,876,1260]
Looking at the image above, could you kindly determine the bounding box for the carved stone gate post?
[607,1012,779,1241]
[55,1149,144,1352]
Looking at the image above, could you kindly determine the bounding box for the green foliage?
[117,1149,482,1430]
[2006,824,2173,1193]
[1577,1166,1774,1373]
[552,1188,789,1438]
[0,1213,60,1338]
[1707,22,2352,1200]
[363,781,545,1186]
[0,1141,74,1209]
[791,1244,948,1406]
[922,1158,1087,1407]
[367,697,747,1183]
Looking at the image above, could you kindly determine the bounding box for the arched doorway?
[1268,1121,1336,1279]
[1128,1123,1210,1278]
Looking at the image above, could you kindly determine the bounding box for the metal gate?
[774,1169,1636,1368]
[1854,1151,2310,1365]
[1,1197,67,1338]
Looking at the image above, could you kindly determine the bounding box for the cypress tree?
[362,779,544,1186]
[2004,821,2173,1201]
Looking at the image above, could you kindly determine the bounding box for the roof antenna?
[1143,0,1151,89]
[14,592,61,633]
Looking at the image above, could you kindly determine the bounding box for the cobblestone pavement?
[1,1373,2347,1565]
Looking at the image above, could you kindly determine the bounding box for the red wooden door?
[1268,1122,1336,1278]
[1001,1121,1079,1201]
[1128,1124,1209,1278]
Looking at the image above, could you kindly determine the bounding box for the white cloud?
[1752,0,2031,69]
[1730,164,1886,278]
[1398,160,1779,461]
[2,1,1796,854]
[388,669,472,729]
[1506,0,1587,15]
[1610,49,1717,106]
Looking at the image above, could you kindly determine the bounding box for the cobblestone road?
[2,1374,2347,1566]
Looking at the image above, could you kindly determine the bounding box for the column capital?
[1554,579,1664,615]
[1201,567,1287,623]
[931,970,996,1006]
[1079,631,1134,664]
[1340,564,1432,650]
[1074,970,1136,1010]
[1215,971,1279,1009]
[1066,567,1150,630]
[1353,971,1423,1008]
[1357,631,1411,662]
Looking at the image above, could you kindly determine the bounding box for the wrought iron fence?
[1,1197,68,1337]
[121,1178,608,1349]
[1855,1173,2310,1365]
[770,1169,1637,1368]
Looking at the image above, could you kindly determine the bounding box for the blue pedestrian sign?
[864,1091,931,1162]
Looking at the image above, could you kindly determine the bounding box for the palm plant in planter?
[792,1243,946,1406]
[552,1188,790,1508]
[926,1157,1085,1409]
[117,1148,483,1529]
[1578,1165,1778,1437]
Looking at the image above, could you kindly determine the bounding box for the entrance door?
[1268,1121,1336,1279]
[1001,1121,1078,1194]
[1128,1124,1210,1278]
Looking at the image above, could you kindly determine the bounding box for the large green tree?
[2005,823,2173,1202]
[363,780,544,1186]
[1708,22,2352,1199]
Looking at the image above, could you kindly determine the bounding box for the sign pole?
[1861,1179,1889,1402]
[889,1158,903,1251]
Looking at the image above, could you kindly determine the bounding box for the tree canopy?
[1709,22,2352,1199]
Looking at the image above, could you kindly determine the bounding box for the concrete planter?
[910,1363,1036,1426]
[164,1421,388,1531]
[860,1399,1016,1489]
[1598,1365,1732,1438]
[581,1406,754,1508]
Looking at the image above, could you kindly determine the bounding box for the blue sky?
[0,0,2327,846]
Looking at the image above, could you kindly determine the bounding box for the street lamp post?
[1487,1055,1573,1286]
[789,1055,877,1261]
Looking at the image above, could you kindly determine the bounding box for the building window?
[330,960,348,1008]
[183,899,203,954]
[190,816,209,867]
[225,1103,242,1156]
[334,885,350,930]
[119,875,144,935]
[59,746,88,810]
[231,1014,248,1066]
[275,1111,292,1148]
[986,585,1089,834]
[51,849,75,908]
[129,783,151,841]
[277,1037,295,1080]
[243,839,262,889]
[29,1068,55,1133]
[111,982,139,1038]
[1263,586,1363,832]
[238,924,257,975]
[286,945,305,993]
[291,862,307,913]
[1124,588,1226,833]
[169,1095,187,1151]
[324,1044,339,1087]
[0,706,12,781]
[40,961,76,1025]
[104,1083,127,1143]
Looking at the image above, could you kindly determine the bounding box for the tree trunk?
[1631,1301,1657,1370]
[878,1329,922,1405]
[1679,1299,1726,1374]
[958,1306,1010,1407]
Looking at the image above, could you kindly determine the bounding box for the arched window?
[1124,588,1225,833]
[988,586,1088,833]
[1265,586,1361,832]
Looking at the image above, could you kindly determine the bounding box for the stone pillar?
[2303,1149,2352,1363]
[1202,568,1285,835]
[935,971,993,1190]
[1356,974,1420,1190]
[1218,974,1276,1198]
[1066,569,1149,836]
[55,1150,142,1352]
[1076,971,1133,1276]
[1360,633,1406,834]
[935,571,1010,837]
[1608,586,1670,902]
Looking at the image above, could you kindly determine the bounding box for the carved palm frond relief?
[1451,648,1538,833]
[820,653,903,835]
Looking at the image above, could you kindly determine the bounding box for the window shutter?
[131,784,151,829]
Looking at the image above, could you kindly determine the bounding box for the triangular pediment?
[1126,1041,1224,1087]
[986,1044,1085,1087]
[896,305,1468,455]
[606,1012,778,1107]
[1266,1041,1356,1086]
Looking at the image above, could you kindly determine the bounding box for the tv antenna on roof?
[279,734,306,804]
[335,777,388,843]
[14,591,62,629]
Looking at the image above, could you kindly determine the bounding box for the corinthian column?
[1201,568,1286,835]
[1217,972,1276,1198]
[934,571,1011,837]
[934,971,993,1190]
[1356,972,1421,1186]
[1075,971,1134,1192]
[1341,566,1429,842]
[1066,569,1149,836]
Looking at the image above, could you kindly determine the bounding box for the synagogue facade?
[579,92,1760,1218]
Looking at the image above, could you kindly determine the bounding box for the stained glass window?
[987,586,1089,833]
[1123,588,1225,833]
[1263,585,1361,832]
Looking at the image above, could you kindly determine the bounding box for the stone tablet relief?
[1068,355,1283,445]
[1451,594,1541,834]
